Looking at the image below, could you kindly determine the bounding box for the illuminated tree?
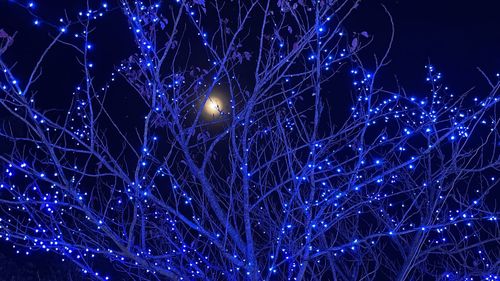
[0,0,499,280]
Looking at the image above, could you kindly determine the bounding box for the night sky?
[0,0,499,280]
[2,1,500,103]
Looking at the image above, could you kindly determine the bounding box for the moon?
[203,96,222,115]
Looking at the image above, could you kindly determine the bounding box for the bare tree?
[0,0,499,280]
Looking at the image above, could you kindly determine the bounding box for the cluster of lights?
[0,1,499,280]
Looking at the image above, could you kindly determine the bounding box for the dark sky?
[1,0,499,99]
[363,0,500,92]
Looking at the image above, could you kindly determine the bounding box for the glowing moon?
[204,97,222,115]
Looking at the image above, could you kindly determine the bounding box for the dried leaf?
[0,29,8,38]
[243,51,251,61]
[0,29,14,51]
[193,0,205,6]
[160,21,166,30]
[235,52,243,64]
[350,38,358,52]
